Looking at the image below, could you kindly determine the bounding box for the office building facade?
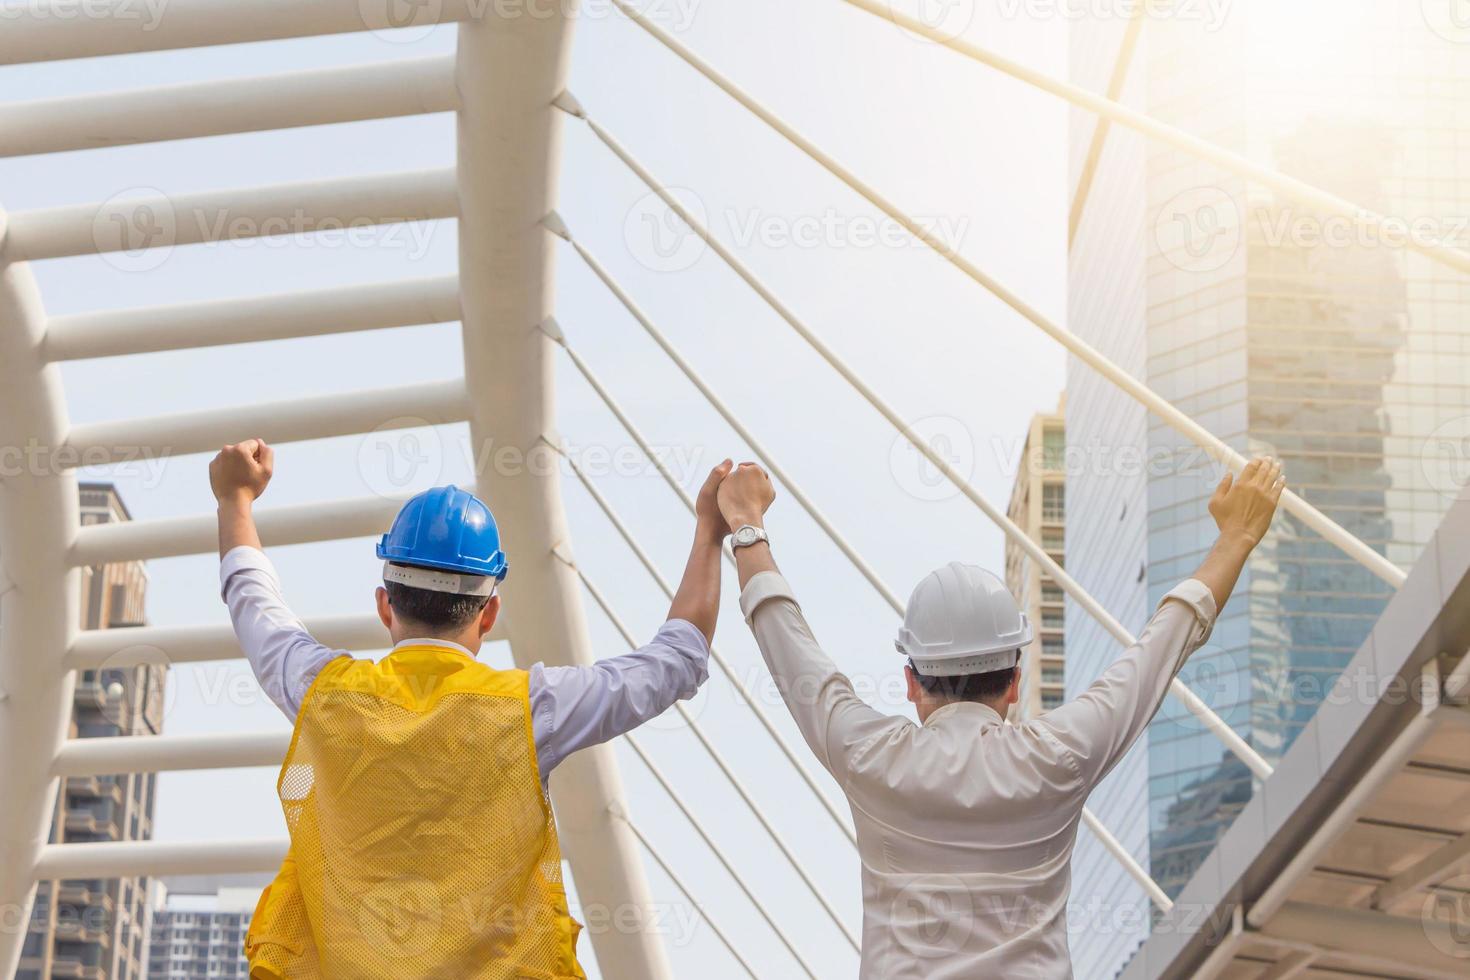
[1005,397,1069,720]
[147,886,254,980]
[1067,2,1470,973]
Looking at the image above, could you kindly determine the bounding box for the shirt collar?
[391,637,477,660]
[924,700,1005,728]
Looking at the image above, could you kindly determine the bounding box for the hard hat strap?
[383,561,497,598]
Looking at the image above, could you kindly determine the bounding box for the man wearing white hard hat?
[715,456,1286,978]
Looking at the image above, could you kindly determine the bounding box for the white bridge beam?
[68,613,394,669]
[43,275,460,361]
[5,169,457,261]
[55,731,290,777]
[0,0,480,65]
[70,495,402,565]
[455,11,673,978]
[35,839,287,880]
[0,57,459,158]
[62,377,468,465]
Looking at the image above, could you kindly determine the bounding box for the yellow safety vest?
[246,645,586,979]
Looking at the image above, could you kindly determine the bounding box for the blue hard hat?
[376,486,508,581]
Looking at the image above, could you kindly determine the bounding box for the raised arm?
[210,440,345,721]
[720,463,903,783]
[666,458,733,643]
[529,462,730,778]
[1038,456,1284,787]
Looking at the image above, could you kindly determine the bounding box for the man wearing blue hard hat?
[208,438,732,979]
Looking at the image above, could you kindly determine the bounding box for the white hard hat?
[895,562,1033,677]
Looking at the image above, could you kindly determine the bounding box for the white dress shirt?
[221,546,710,783]
[739,570,1218,980]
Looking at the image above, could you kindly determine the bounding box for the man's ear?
[375,586,393,631]
[1007,664,1022,706]
[904,665,922,706]
[479,594,501,639]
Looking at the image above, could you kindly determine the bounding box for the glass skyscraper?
[1067,2,1470,974]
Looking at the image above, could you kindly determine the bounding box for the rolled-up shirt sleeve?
[220,546,349,723]
[740,571,897,786]
[1035,578,1218,789]
[530,618,710,780]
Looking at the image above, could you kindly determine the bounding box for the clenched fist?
[717,462,776,532]
[1209,456,1284,546]
[209,439,275,507]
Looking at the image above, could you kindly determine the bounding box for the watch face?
[734,526,758,546]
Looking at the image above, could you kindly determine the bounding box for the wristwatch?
[731,524,769,549]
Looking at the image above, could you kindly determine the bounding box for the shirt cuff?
[739,571,800,624]
[219,545,276,600]
[1158,578,1218,640]
[659,617,712,657]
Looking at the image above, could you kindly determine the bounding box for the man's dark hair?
[385,578,489,632]
[909,657,1020,703]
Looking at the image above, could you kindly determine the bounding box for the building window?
[1042,482,1065,522]
[1042,426,1065,470]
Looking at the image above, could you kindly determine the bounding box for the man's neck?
[919,697,1008,723]
[390,633,480,657]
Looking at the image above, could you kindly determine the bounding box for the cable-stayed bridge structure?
[1,3,1467,978]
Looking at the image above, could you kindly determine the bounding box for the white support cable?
[69,495,401,566]
[5,169,457,261]
[834,0,1470,282]
[43,275,460,361]
[548,220,905,615]
[567,555,860,951]
[622,819,760,979]
[594,11,1408,592]
[1080,789,1171,913]
[0,56,459,158]
[621,730,820,979]
[540,318,713,538]
[0,0,481,66]
[62,376,467,466]
[557,100,1275,782]
[538,323,856,845]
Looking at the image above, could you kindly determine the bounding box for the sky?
[1,2,1069,976]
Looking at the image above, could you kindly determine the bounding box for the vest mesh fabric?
[247,649,585,979]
